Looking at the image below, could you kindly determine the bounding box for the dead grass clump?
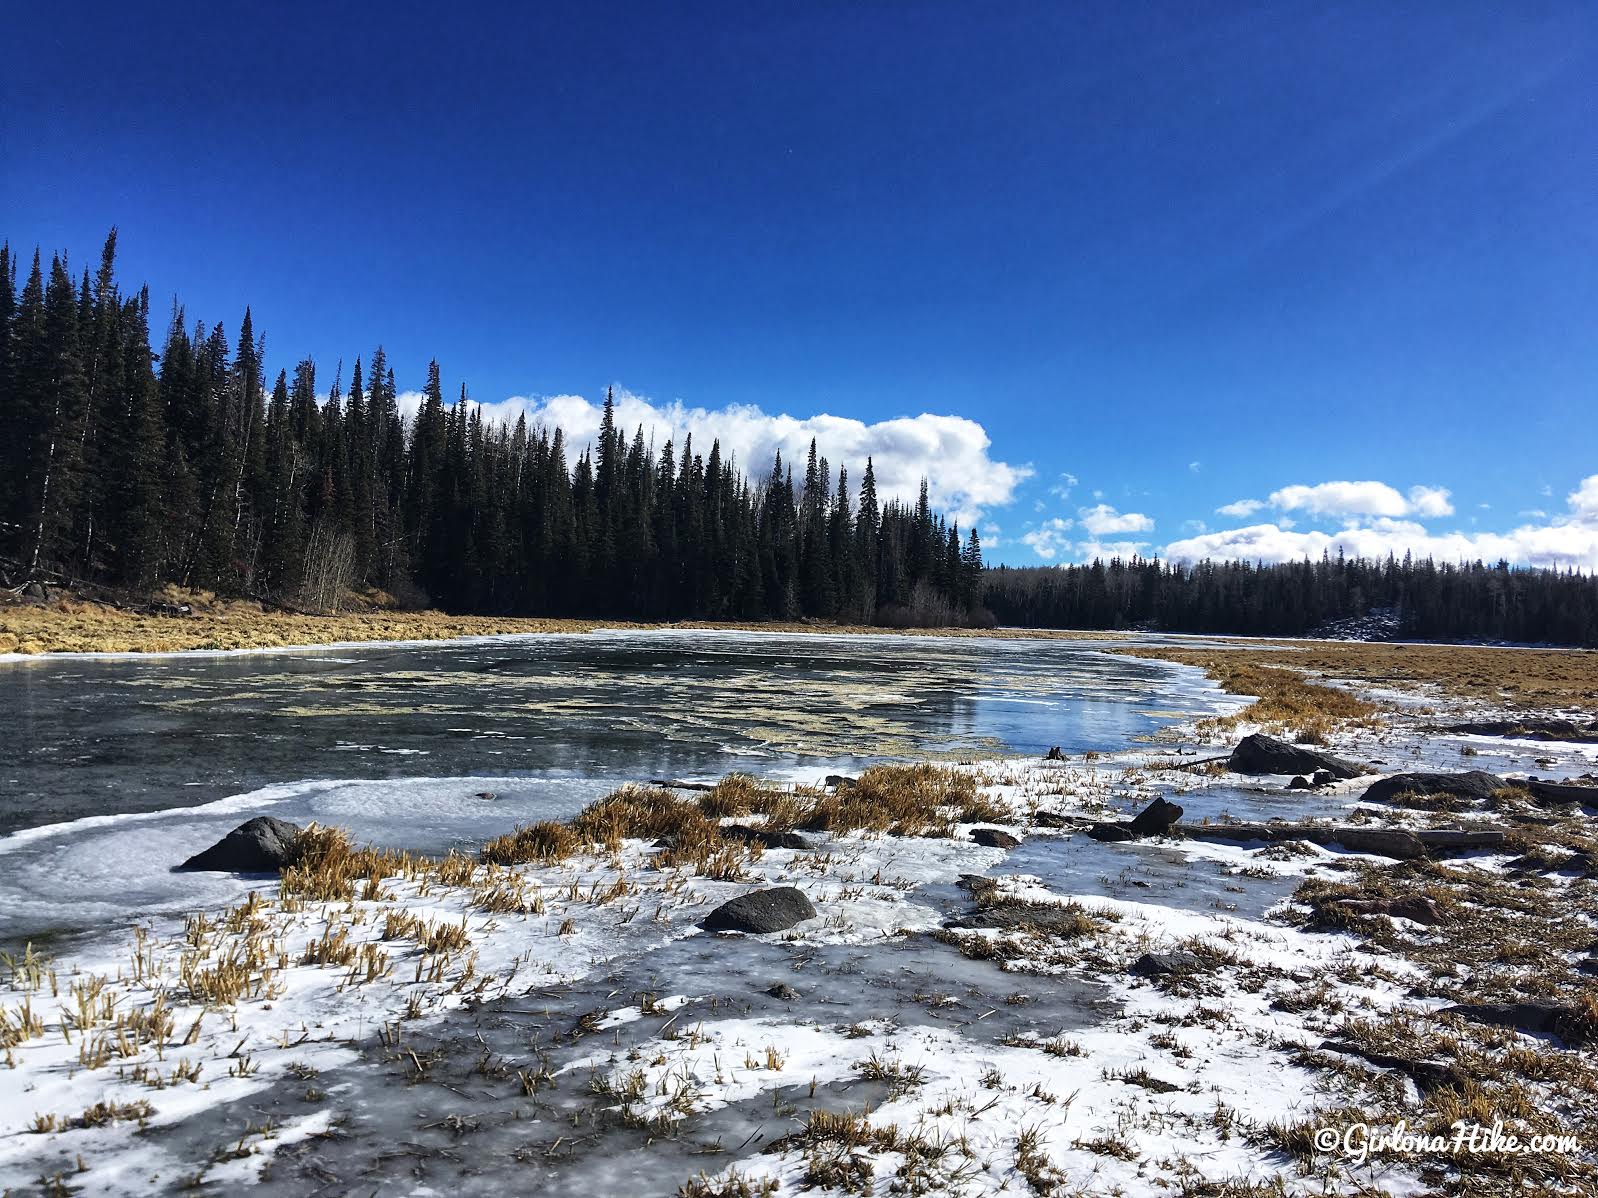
[279,825,407,902]
[481,820,580,866]
[696,773,766,819]
[571,787,721,850]
[800,764,1002,837]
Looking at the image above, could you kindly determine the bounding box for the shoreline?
[0,600,1124,659]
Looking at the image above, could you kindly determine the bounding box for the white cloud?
[1221,480,1454,521]
[1217,498,1266,518]
[1405,485,1455,518]
[1075,539,1151,561]
[1269,480,1411,517]
[1188,460,1202,473]
[1164,475,1598,571]
[1020,518,1074,561]
[398,385,1031,527]
[1078,503,1155,536]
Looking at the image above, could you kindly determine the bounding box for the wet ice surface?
[0,629,1198,837]
[0,630,1229,944]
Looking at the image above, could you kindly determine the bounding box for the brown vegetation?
[1122,648,1378,735]
[1126,640,1598,716]
[482,765,1008,868]
[0,590,1121,657]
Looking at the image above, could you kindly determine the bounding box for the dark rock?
[1336,896,1445,925]
[721,825,811,851]
[766,982,802,1001]
[1441,1001,1570,1038]
[178,817,303,873]
[1032,810,1092,829]
[1414,829,1507,854]
[1361,771,1508,806]
[1311,769,1337,787]
[1045,746,1065,761]
[1317,1038,1459,1092]
[823,775,856,790]
[1289,775,1312,790]
[1179,821,1429,861]
[955,874,989,890]
[1525,778,1598,809]
[971,827,1020,849]
[1228,734,1366,780]
[1130,951,1204,977]
[1085,822,1136,842]
[702,886,817,934]
[1090,797,1185,842]
[1127,797,1184,836]
[1444,719,1598,743]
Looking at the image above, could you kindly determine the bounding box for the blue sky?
[4,2,1595,566]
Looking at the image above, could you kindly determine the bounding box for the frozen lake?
[0,629,1228,944]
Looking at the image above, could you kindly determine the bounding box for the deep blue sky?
[4,2,1595,565]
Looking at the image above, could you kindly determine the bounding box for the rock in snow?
[177,816,303,873]
[1361,770,1508,806]
[1228,733,1366,780]
[970,827,1021,849]
[1130,951,1205,977]
[1086,797,1184,842]
[702,886,817,934]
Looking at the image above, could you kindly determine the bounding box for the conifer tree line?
[3,232,1593,645]
[984,556,1598,647]
[0,232,985,626]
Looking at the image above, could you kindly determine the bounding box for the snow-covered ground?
[2,656,1594,1195]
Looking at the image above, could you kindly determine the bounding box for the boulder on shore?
[971,827,1021,849]
[1441,1000,1589,1042]
[1361,770,1507,806]
[1336,895,1446,925]
[1086,797,1183,843]
[720,824,811,851]
[1130,951,1204,977]
[1228,734,1366,780]
[178,816,303,873]
[702,886,817,934]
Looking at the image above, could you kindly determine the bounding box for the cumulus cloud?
[1218,480,1455,521]
[1404,485,1455,518]
[1217,498,1266,518]
[397,386,1030,527]
[1164,475,1598,571]
[1020,518,1074,561]
[1078,503,1155,536]
[1076,539,1151,561]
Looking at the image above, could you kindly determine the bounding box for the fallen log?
[1177,822,1506,860]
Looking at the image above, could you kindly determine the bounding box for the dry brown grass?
[279,825,415,903]
[800,764,1006,837]
[1122,648,1379,734]
[482,765,1002,868]
[0,595,601,656]
[0,592,1120,657]
[1125,640,1598,716]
